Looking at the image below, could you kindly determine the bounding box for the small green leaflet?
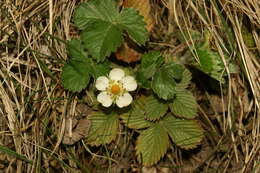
[117,8,148,45]
[136,124,169,166]
[121,95,168,127]
[151,62,184,100]
[81,21,123,62]
[162,114,204,149]
[61,59,91,92]
[139,51,164,78]
[62,39,89,92]
[67,39,88,60]
[62,39,111,92]
[193,42,225,83]
[144,95,168,121]
[175,68,192,90]
[121,97,153,130]
[73,0,119,30]
[169,90,197,119]
[86,111,119,146]
[89,60,110,80]
[73,0,148,62]
[136,51,164,88]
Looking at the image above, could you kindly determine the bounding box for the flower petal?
[116,92,133,108]
[97,91,113,107]
[109,68,125,81]
[96,76,109,91]
[121,76,137,91]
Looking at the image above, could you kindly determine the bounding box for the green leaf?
[193,43,225,83]
[89,61,110,80]
[140,51,164,78]
[67,39,88,60]
[162,115,204,149]
[136,51,164,88]
[117,8,148,45]
[144,95,168,121]
[175,68,192,90]
[151,62,184,100]
[120,97,153,129]
[63,39,92,92]
[81,20,123,62]
[86,111,119,146]
[195,44,214,72]
[0,145,33,164]
[73,0,148,61]
[74,0,122,61]
[136,72,151,88]
[136,124,169,166]
[61,59,91,92]
[169,90,197,119]
[73,0,118,30]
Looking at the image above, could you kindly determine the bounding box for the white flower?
[95,68,137,108]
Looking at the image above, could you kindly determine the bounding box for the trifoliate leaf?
[86,111,119,146]
[162,114,204,149]
[169,90,197,119]
[73,0,148,61]
[151,62,184,100]
[117,8,148,45]
[67,39,88,60]
[136,123,169,166]
[61,59,91,92]
[73,0,118,30]
[120,97,153,129]
[144,95,168,121]
[81,21,123,62]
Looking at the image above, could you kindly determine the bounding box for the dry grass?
[0,0,259,172]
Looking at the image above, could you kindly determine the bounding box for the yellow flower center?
[110,84,121,95]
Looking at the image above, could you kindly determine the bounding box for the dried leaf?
[210,95,228,113]
[62,104,91,145]
[115,42,141,63]
[62,118,91,145]
[123,0,154,31]
[142,166,157,173]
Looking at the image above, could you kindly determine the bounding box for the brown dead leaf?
[62,118,91,145]
[210,95,228,113]
[62,104,91,145]
[123,0,154,31]
[142,166,157,173]
[115,42,141,63]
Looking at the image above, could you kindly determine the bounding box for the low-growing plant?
[61,0,204,166]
